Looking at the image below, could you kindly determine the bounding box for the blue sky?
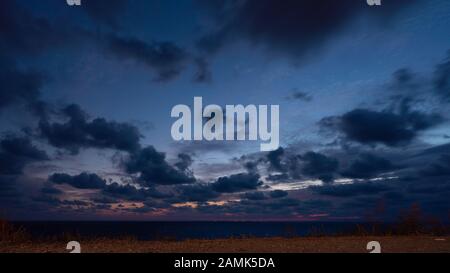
[1,0,449,221]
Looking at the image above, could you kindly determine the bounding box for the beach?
[1,236,448,253]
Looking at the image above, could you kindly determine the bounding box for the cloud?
[269,190,288,199]
[91,196,117,204]
[300,151,339,183]
[103,182,149,201]
[48,171,174,202]
[389,68,423,93]
[102,182,173,202]
[286,90,312,102]
[264,148,340,182]
[1,0,191,84]
[266,147,285,172]
[0,0,73,56]
[242,191,267,200]
[419,154,450,177]
[312,182,390,197]
[433,50,450,102]
[321,108,444,147]
[193,57,212,83]
[197,0,417,59]
[177,184,220,202]
[266,173,290,182]
[124,146,196,186]
[107,35,188,82]
[341,154,398,179]
[49,172,107,189]
[0,136,49,175]
[243,160,259,174]
[0,56,47,116]
[384,51,450,108]
[174,153,193,172]
[39,104,141,154]
[211,173,263,193]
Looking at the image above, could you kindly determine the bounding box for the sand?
[0,236,448,253]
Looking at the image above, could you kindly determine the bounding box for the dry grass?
[0,219,29,243]
[0,235,448,253]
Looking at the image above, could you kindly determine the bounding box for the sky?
[0,0,449,221]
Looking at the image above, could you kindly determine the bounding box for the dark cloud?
[32,194,92,210]
[92,196,118,204]
[177,184,220,202]
[0,0,72,56]
[321,108,444,147]
[193,57,212,83]
[174,153,193,172]
[47,176,173,202]
[267,147,285,172]
[86,118,141,151]
[264,148,339,182]
[211,173,263,193]
[61,199,90,207]
[102,182,149,201]
[419,154,450,177]
[0,1,79,118]
[0,136,49,175]
[145,187,174,200]
[242,191,267,201]
[312,182,390,197]
[389,68,423,92]
[418,142,450,156]
[341,154,398,179]
[383,51,450,110]
[269,190,288,199]
[124,146,196,186]
[107,35,188,82]
[49,172,107,189]
[433,50,450,102]
[243,160,259,174]
[197,0,417,59]
[1,0,191,84]
[300,152,339,183]
[39,104,141,154]
[286,90,312,102]
[0,56,47,116]
[336,179,450,220]
[266,173,290,182]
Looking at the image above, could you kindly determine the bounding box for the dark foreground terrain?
[0,236,448,253]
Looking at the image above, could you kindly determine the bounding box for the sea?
[12,221,374,240]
